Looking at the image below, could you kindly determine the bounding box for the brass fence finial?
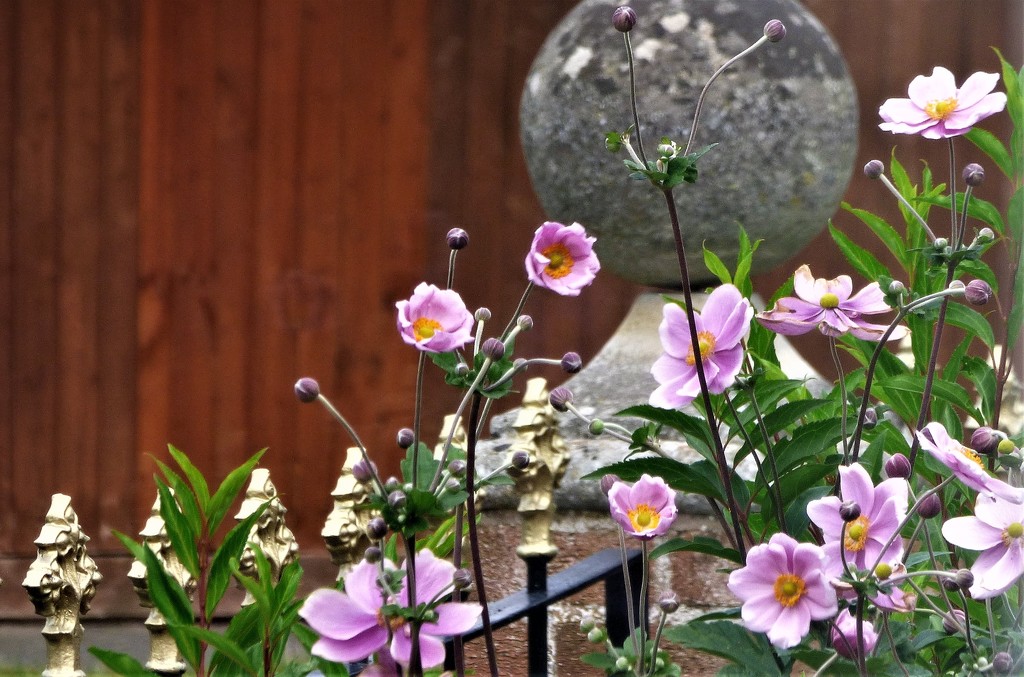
[323,447,372,579]
[235,468,298,605]
[508,377,569,560]
[434,414,467,460]
[128,492,194,676]
[22,494,102,677]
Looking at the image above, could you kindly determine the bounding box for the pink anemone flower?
[756,265,907,341]
[918,422,1024,504]
[831,608,879,660]
[525,221,600,296]
[608,474,678,540]
[807,463,908,577]
[396,282,475,353]
[650,283,752,409]
[299,550,482,669]
[943,493,1024,599]
[727,532,838,649]
[879,67,1007,139]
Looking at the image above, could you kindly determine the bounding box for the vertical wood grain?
[0,2,15,551]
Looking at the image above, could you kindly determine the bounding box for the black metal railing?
[445,547,644,676]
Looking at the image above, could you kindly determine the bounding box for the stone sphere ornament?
[520,0,858,288]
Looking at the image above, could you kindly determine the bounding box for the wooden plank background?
[0,0,1020,617]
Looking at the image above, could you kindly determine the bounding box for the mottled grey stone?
[520,0,858,288]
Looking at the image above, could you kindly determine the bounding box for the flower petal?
[300,588,380,640]
[426,602,483,636]
[943,516,1003,550]
[907,67,957,107]
[311,626,389,664]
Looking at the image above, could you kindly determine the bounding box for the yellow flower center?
[773,573,806,608]
[685,331,717,366]
[844,515,870,552]
[627,503,661,533]
[925,97,958,121]
[377,609,406,632]
[959,445,984,467]
[542,243,575,279]
[412,317,442,341]
[1004,522,1024,546]
[819,292,840,309]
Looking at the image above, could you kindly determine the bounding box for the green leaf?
[156,482,200,579]
[176,625,259,676]
[965,127,1013,179]
[583,457,725,502]
[649,535,741,564]
[151,459,203,538]
[879,373,984,424]
[829,222,888,281]
[702,244,732,285]
[88,647,156,676]
[234,560,273,616]
[663,620,782,676]
[401,442,442,491]
[734,226,761,299]
[915,193,1005,235]
[207,449,266,536]
[943,302,996,350]
[616,404,715,462]
[842,203,908,268]
[962,355,997,423]
[167,444,211,512]
[207,503,268,617]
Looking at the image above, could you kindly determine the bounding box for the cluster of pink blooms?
[395,221,599,353]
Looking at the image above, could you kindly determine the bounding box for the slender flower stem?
[811,652,839,677]
[623,31,648,166]
[429,358,493,492]
[746,390,787,532]
[447,249,458,289]
[682,36,769,156]
[987,599,997,649]
[663,188,746,558]
[829,336,851,464]
[647,610,668,677]
[868,476,954,575]
[882,615,911,677]
[465,393,499,676]
[413,351,427,486]
[879,174,937,241]
[855,595,868,677]
[452,503,467,677]
[638,540,650,676]
[403,533,423,676]
[316,394,386,494]
[617,528,642,664]
[947,139,959,243]
[726,393,786,532]
[956,185,975,250]
[501,282,534,340]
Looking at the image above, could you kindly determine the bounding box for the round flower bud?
[448,459,467,477]
[942,609,966,635]
[561,351,583,374]
[955,568,974,590]
[874,562,893,580]
[600,473,620,495]
[397,428,415,449]
[861,408,878,430]
[971,427,1002,455]
[294,377,320,403]
[615,657,631,671]
[453,568,473,590]
[839,501,861,522]
[364,545,382,563]
[612,6,637,32]
[517,315,534,331]
[445,478,461,492]
[352,459,377,484]
[962,163,985,187]
[589,419,605,435]
[510,450,531,470]
[885,453,912,479]
[658,594,680,614]
[384,476,401,492]
[965,279,993,306]
[888,280,906,296]
[934,237,949,250]
[998,438,1018,455]
[587,627,606,644]
[948,279,965,292]
[387,490,407,509]
[763,19,786,42]
[367,517,388,540]
[446,227,469,250]
[977,227,995,244]
[475,307,492,322]
[863,159,884,179]
[455,362,471,376]
[549,386,574,412]
[579,614,596,633]
[917,492,942,519]
[482,337,505,360]
[993,652,1013,674]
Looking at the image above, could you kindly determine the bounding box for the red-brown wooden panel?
[0,1,15,553]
